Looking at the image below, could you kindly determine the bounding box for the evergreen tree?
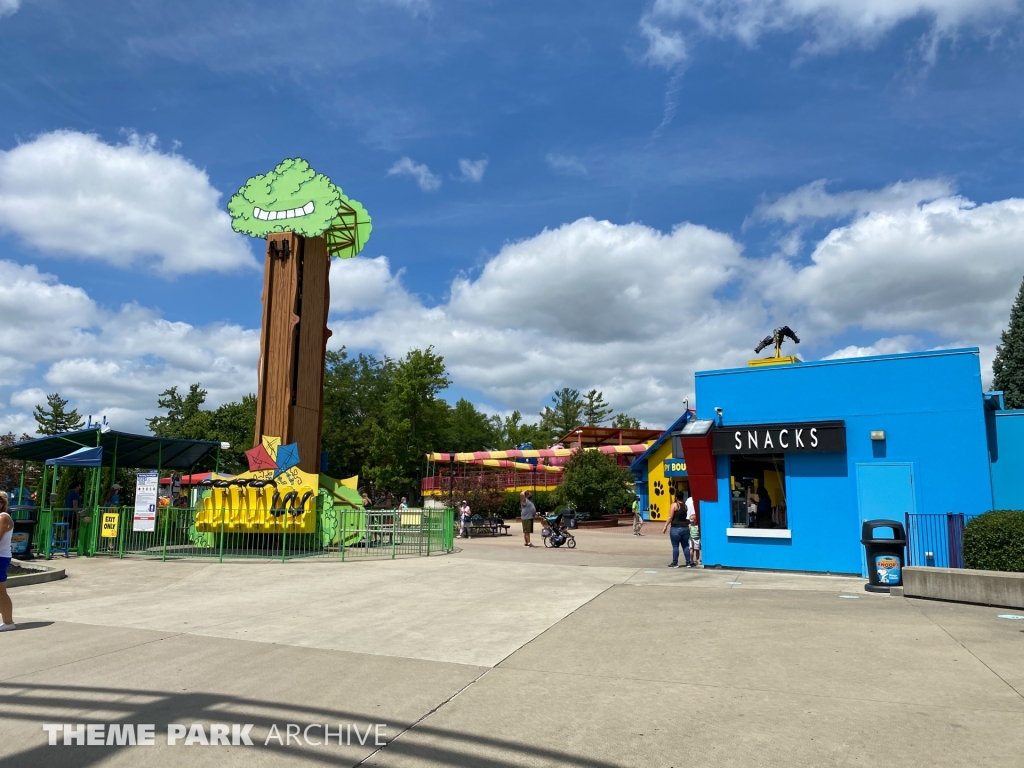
[582,389,613,426]
[33,393,84,435]
[539,388,584,438]
[611,412,642,429]
[993,276,1024,409]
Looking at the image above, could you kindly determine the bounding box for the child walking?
[689,519,701,567]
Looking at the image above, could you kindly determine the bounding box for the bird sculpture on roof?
[755,326,801,358]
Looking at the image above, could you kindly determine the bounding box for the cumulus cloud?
[0,0,19,20]
[329,218,761,425]
[328,183,1024,425]
[823,335,920,360]
[387,157,442,191]
[457,157,488,183]
[0,131,256,276]
[0,260,258,434]
[328,256,411,314]
[642,0,1024,63]
[545,152,588,176]
[6,179,1022,433]
[763,195,1024,343]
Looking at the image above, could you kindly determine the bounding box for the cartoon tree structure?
[228,159,372,472]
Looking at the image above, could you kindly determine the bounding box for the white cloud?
[823,335,920,360]
[545,152,588,176]
[644,0,1024,62]
[0,131,256,276]
[328,183,1024,426]
[457,157,488,183]
[387,157,442,191]
[0,260,258,434]
[328,256,411,314]
[0,0,20,20]
[640,18,688,68]
[329,218,760,426]
[753,178,955,224]
[762,195,1024,344]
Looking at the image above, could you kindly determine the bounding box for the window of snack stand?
[728,454,788,530]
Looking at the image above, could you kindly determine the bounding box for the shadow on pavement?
[0,681,622,768]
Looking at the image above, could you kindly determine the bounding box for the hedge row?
[962,510,1024,572]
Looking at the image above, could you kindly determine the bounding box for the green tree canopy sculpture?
[227,158,372,258]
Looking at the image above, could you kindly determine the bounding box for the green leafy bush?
[963,510,1024,572]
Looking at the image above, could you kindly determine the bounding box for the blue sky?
[1,0,1024,434]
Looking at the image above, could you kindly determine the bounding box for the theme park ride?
[5,159,451,560]
[423,426,662,499]
[217,158,374,543]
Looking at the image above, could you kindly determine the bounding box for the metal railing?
[905,512,982,569]
[422,471,565,494]
[26,505,454,562]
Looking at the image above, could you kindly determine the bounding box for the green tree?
[147,384,213,439]
[558,449,634,520]
[33,393,84,435]
[321,349,395,481]
[611,413,642,429]
[993,276,1024,409]
[365,347,450,494]
[445,398,499,451]
[492,410,553,449]
[583,389,613,426]
[540,387,584,439]
[147,384,255,473]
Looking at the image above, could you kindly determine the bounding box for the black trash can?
[861,519,906,593]
[10,515,37,561]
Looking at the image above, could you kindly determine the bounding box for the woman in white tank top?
[0,490,16,631]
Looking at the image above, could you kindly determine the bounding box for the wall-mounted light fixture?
[870,430,886,441]
[714,407,723,424]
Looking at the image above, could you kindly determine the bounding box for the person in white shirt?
[0,491,16,631]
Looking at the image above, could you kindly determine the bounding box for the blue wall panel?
[991,410,1024,510]
[693,348,994,574]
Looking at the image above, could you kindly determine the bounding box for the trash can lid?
[861,518,906,541]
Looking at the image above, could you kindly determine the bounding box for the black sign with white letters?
[711,421,846,455]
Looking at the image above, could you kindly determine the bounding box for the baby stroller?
[541,511,576,549]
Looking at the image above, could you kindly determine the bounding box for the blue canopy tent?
[45,446,103,467]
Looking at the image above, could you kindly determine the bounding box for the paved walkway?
[1,528,1021,767]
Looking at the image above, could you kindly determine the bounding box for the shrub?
[559,450,634,521]
[963,510,1024,572]
[498,490,559,520]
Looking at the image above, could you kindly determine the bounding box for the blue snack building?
[644,348,1020,577]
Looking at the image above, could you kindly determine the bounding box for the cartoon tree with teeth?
[228,158,372,257]
[228,159,373,473]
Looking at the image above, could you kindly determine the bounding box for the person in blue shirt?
[64,482,82,513]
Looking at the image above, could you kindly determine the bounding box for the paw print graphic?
[649,502,661,520]
[653,480,665,497]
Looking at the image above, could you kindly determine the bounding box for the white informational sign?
[133,472,159,532]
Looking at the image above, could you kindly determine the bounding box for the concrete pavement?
[1,528,1021,767]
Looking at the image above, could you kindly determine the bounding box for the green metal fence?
[80,505,454,562]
